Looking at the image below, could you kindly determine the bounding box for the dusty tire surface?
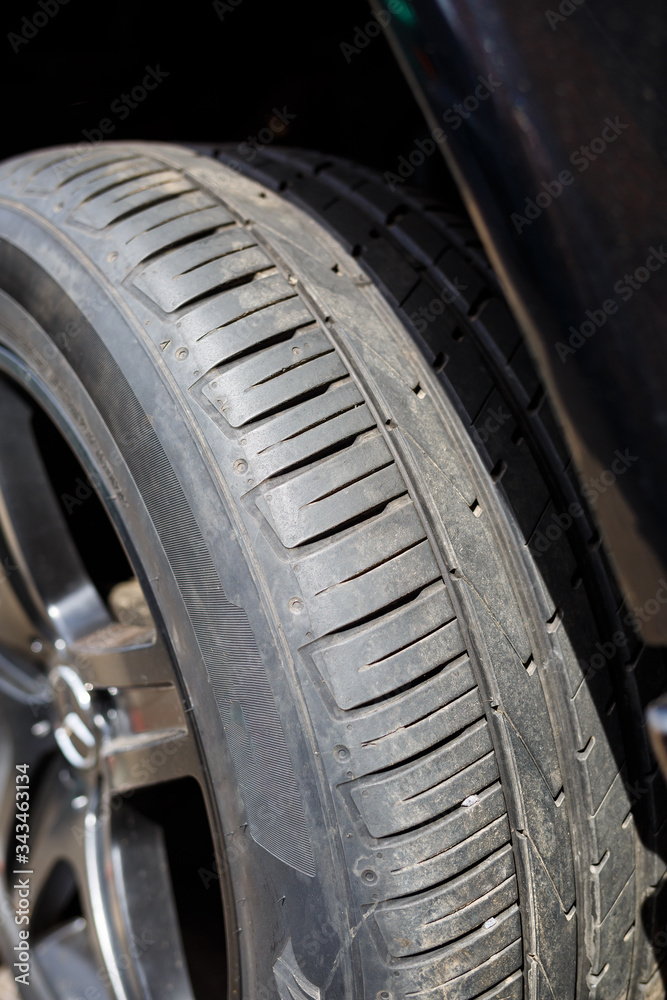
[0,141,664,1000]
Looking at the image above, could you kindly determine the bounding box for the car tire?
[0,141,664,1000]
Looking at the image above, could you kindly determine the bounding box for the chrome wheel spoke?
[102,727,196,795]
[107,807,195,1000]
[70,623,175,690]
[28,770,196,1000]
[101,683,196,795]
[35,918,111,1000]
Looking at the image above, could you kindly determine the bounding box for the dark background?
[0,0,452,195]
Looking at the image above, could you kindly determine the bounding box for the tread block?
[351,721,496,838]
[473,972,523,1000]
[399,429,531,662]
[593,771,635,924]
[495,436,552,542]
[506,724,576,911]
[390,211,451,266]
[310,581,463,709]
[244,383,372,483]
[475,610,563,798]
[301,539,440,638]
[358,237,419,307]
[246,160,305,188]
[573,678,626,813]
[471,298,522,362]
[529,503,603,692]
[317,161,366,194]
[218,153,283,189]
[523,834,577,1000]
[72,172,197,228]
[177,271,290,341]
[286,175,342,214]
[294,496,426,596]
[375,365,477,507]
[196,297,314,374]
[346,652,476,744]
[401,909,521,997]
[350,686,483,776]
[508,341,541,404]
[265,148,333,172]
[242,379,363,456]
[594,872,634,999]
[379,794,511,897]
[432,248,487,311]
[473,388,551,539]
[376,845,516,956]
[255,431,403,548]
[133,231,267,312]
[400,279,461,356]
[418,207,482,247]
[134,226,253,282]
[64,157,166,205]
[22,150,139,193]
[349,178,408,223]
[444,335,496,423]
[254,399,374,483]
[119,203,234,267]
[205,329,345,429]
[319,199,370,252]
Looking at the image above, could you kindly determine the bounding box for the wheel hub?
[49,664,99,770]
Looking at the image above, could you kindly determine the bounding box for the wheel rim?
[0,350,228,999]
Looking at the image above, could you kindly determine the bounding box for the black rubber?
[0,141,664,1000]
